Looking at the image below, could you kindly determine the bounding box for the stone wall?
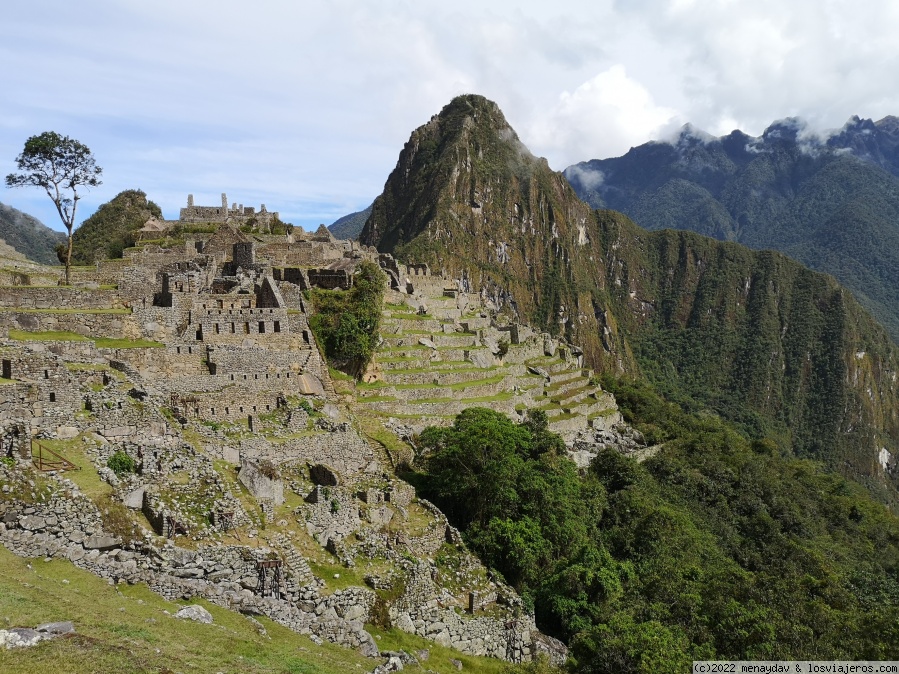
[0,287,127,309]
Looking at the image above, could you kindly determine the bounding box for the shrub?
[107,450,136,476]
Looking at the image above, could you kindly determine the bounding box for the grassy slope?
[0,545,519,674]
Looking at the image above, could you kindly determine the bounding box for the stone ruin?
[0,216,569,667]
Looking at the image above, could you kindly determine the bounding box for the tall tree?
[5,132,103,284]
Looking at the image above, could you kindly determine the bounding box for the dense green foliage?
[414,394,899,672]
[106,450,136,476]
[0,202,65,264]
[307,261,386,377]
[70,189,161,263]
[565,117,899,343]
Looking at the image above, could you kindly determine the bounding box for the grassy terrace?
[8,329,163,348]
[0,307,130,314]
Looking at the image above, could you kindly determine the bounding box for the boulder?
[123,487,145,509]
[238,458,284,505]
[83,535,120,551]
[55,426,79,440]
[175,605,213,624]
[36,621,74,635]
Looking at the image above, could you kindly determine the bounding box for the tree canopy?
[412,390,899,672]
[5,131,102,283]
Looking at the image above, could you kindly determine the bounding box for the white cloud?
[529,66,678,166]
[5,0,899,232]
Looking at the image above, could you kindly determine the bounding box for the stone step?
[362,378,516,403]
[379,367,507,387]
[547,369,587,387]
[362,397,522,420]
[551,385,596,406]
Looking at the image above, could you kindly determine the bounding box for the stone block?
[238,457,284,505]
[123,487,145,509]
[83,535,120,551]
[175,605,213,624]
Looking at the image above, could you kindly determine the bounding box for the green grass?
[357,396,397,403]
[8,329,88,342]
[446,375,506,391]
[0,376,15,384]
[95,337,164,349]
[7,331,161,348]
[0,307,131,314]
[366,626,512,673]
[0,547,376,674]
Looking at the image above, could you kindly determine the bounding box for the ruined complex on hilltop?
[0,207,646,665]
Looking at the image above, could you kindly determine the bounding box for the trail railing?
[31,439,79,472]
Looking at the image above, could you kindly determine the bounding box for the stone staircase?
[270,532,317,589]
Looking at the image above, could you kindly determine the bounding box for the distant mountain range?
[327,204,372,240]
[0,202,65,265]
[564,115,899,342]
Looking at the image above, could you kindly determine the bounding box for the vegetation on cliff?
[0,202,65,265]
[360,94,899,500]
[307,260,386,377]
[413,395,899,672]
[70,189,161,264]
[564,117,899,343]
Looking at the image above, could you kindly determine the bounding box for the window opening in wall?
[254,374,258,379]
[231,323,236,333]
[215,324,220,334]
[225,407,229,415]
[273,321,280,333]
[243,374,247,380]
[287,372,291,378]
[211,408,215,415]
[2,359,10,379]
[44,369,49,379]
[266,405,270,411]
[252,406,256,412]
[48,391,56,402]
[230,374,234,380]
[196,328,203,340]
[244,322,250,334]
[258,321,265,333]
[176,347,181,354]
[188,346,193,354]
[239,407,243,413]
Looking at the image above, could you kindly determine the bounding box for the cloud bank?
[3,0,899,231]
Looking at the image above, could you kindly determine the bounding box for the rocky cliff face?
[360,95,899,497]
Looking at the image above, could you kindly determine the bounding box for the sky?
[3,0,899,232]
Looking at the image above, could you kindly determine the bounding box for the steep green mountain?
[328,203,372,240]
[564,116,899,342]
[70,189,161,264]
[360,95,899,499]
[0,202,65,264]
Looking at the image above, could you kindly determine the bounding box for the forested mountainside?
[360,95,899,499]
[0,202,65,265]
[564,116,899,343]
[328,204,372,240]
[70,189,162,264]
